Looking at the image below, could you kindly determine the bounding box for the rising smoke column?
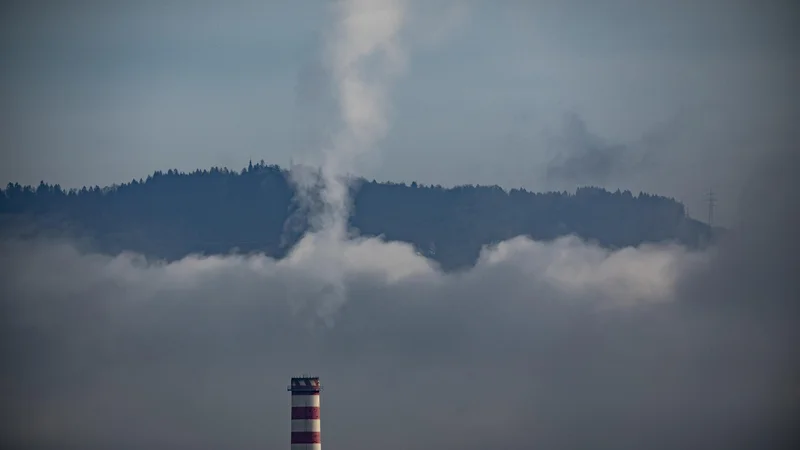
[318,0,407,236]
[286,0,409,322]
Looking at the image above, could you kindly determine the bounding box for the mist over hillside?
[0,150,796,450]
[0,161,712,270]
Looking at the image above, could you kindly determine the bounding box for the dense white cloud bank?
[1,207,797,449]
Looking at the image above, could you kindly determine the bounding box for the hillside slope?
[0,162,712,270]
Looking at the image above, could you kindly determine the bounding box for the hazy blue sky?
[1,0,798,225]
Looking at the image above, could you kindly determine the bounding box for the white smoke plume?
[292,0,407,234]
[320,0,407,232]
[286,0,409,322]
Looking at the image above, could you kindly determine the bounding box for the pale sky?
[1,0,798,225]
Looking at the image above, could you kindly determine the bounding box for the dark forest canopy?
[0,161,712,270]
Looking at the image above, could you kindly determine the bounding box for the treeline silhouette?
[0,161,711,270]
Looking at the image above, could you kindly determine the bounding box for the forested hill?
[0,161,711,271]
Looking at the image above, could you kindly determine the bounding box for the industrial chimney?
[288,376,321,450]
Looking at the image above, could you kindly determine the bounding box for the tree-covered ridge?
[0,161,710,271]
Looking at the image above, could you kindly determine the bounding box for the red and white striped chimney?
[288,376,321,450]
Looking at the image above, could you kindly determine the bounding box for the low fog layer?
[1,150,797,449]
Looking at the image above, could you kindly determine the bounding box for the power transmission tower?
[706,189,717,228]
